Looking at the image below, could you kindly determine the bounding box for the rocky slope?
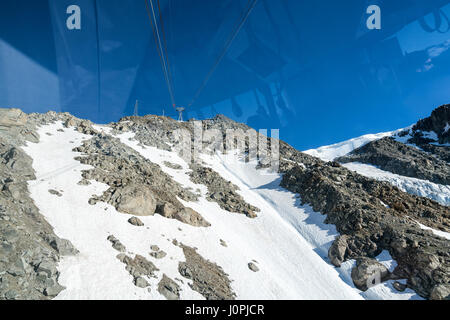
[0,105,449,300]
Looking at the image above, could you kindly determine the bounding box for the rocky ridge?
[1,106,449,300]
[0,109,79,300]
[337,137,450,185]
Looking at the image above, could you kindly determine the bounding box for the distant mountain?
[0,105,448,300]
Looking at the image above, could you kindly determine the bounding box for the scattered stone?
[122,254,159,279]
[150,245,160,252]
[156,203,210,227]
[48,189,62,197]
[150,250,167,259]
[107,235,126,252]
[158,274,180,300]
[48,237,78,256]
[163,161,183,170]
[77,179,91,186]
[248,262,259,272]
[219,239,227,247]
[128,216,144,226]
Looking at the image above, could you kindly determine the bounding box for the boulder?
[157,274,180,300]
[0,108,27,127]
[107,235,126,252]
[134,276,149,288]
[116,185,157,216]
[351,257,390,291]
[149,250,167,259]
[49,237,79,256]
[128,216,144,226]
[328,235,349,267]
[173,207,210,227]
[157,203,210,227]
[248,262,259,272]
[44,283,65,297]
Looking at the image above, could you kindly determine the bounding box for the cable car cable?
[145,0,176,108]
[187,0,259,108]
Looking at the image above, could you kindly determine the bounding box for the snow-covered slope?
[304,127,450,206]
[303,130,402,162]
[342,162,450,206]
[21,121,422,300]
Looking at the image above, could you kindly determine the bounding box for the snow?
[415,221,450,241]
[21,122,423,300]
[342,162,450,206]
[303,130,403,162]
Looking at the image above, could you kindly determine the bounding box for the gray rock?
[4,290,19,300]
[44,283,65,297]
[37,261,58,278]
[163,161,183,170]
[134,276,149,288]
[49,237,79,256]
[118,254,159,280]
[189,165,259,218]
[158,274,180,300]
[48,189,62,197]
[248,262,259,272]
[73,134,209,227]
[128,216,144,226]
[337,137,450,185]
[328,235,349,267]
[0,108,27,127]
[107,235,126,252]
[116,185,157,216]
[178,244,235,300]
[149,250,167,259]
[430,284,450,300]
[351,258,390,291]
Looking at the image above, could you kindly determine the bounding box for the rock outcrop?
[74,135,210,227]
[351,257,390,291]
[178,244,236,300]
[189,165,259,218]
[280,161,450,299]
[0,110,78,300]
[337,137,450,185]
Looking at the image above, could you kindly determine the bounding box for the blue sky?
[0,0,449,150]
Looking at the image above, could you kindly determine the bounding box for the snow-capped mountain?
[0,105,449,300]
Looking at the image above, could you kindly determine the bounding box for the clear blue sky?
[0,0,449,150]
